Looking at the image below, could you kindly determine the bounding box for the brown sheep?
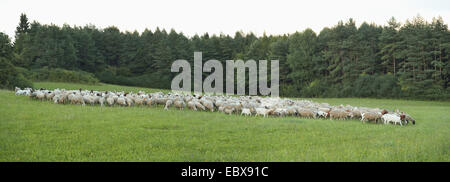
[173,100,186,110]
[361,112,382,123]
[187,101,197,110]
[329,109,352,120]
[298,109,317,118]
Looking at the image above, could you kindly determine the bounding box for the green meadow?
[0,82,449,161]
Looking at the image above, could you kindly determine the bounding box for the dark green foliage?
[15,13,29,39]
[7,14,450,100]
[0,58,33,89]
[23,68,99,85]
[0,32,33,89]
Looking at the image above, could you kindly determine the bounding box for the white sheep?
[255,108,273,118]
[117,97,127,106]
[164,99,173,110]
[241,108,252,116]
[381,113,403,126]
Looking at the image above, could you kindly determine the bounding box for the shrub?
[0,58,33,89]
[24,68,99,85]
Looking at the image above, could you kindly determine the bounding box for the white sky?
[1,0,449,39]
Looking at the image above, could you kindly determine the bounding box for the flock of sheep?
[15,87,416,126]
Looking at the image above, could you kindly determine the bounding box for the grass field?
[0,82,449,161]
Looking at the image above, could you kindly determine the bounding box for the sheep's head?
[406,115,415,125]
[400,114,406,121]
[381,109,388,115]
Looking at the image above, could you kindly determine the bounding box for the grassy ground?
[0,82,449,161]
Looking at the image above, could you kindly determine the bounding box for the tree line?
[1,14,449,100]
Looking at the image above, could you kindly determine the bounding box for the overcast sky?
[1,0,449,39]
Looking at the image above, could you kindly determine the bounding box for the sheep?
[36,91,45,101]
[241,108,252,116]
[145,97,155,106]
[298,109,317,119]
[99,97,105,107]
[126,97,134,107]
[16,89,31,96]
[187,101,197,110]
[381,113,403,126]
[351,108,362,119]
[223,107,235,115]
[134,97,145,106]
[255,108,273,118]
[318,107,331,113]
[117,97,127,106]
[164,99,173,110]
[317,111,328,118]
[404,114,415,125]
[156,98,169,105]
[45,92,55,100]
[173,100,186,110]
[273,108,288,117]
[286,107,297,116]
[194,101,206,111]
[52,95,60,104]
[70,94,85,105]
[202,100,215,112]
[329,109,352,120]
[17,88,416,127]
[83,95,95,106]
[106,97,115,106]
[361,112,382,123]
